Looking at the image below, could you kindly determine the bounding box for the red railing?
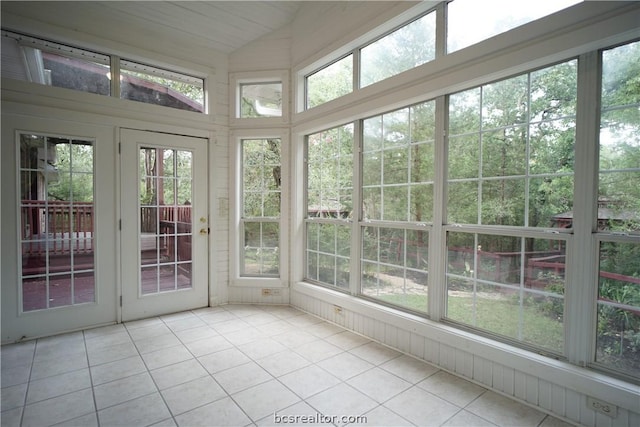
[21,203,192,256]
[140,206,192,234]
[21,200,93,255]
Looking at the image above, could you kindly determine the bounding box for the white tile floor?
[1,305,576,427]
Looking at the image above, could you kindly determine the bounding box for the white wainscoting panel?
[291,286,640,427]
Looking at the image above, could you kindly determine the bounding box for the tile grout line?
[82,329,100,427]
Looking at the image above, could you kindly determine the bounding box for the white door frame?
[119,128,209,321]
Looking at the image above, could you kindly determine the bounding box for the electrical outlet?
[261,288,272,296]
[587,397,617,417]
[261,288,281,296]
[334,305,343,315]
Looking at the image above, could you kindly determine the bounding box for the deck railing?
[21,200,94,255]
[21,202,192,256]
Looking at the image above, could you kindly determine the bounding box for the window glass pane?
[447,0,581,53]
[360,102,434,312]
[305,124,353,289]
[243,221,280,276]
[20,134,95,311]
[596,241,640,378]
[307,55,353,109]
[307,125,354,218]
[361,11,436,88]
[121,60,204,113]
[241,139,281,277]
[446,232,565,353]
[599,41,640,233]
[447,60,577,228]
[240,82,282,118]
[363,102,435,223]
[361,226,429,313]
[2,31,110,96]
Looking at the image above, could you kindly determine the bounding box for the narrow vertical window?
[595,40,640,379]
[20,134,95,311]
[242,139,281,276]
[305,124,354,289]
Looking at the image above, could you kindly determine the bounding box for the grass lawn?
[373,292,564,352]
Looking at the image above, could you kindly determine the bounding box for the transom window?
[240,83,283,118]
[120,60,204,112]
[447,0,582,53]
[361,11,436,88]
[306,55,354,110]
[1,30,205,113]
[300,1,584,112]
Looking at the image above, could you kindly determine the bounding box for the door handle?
[200,228,209,235]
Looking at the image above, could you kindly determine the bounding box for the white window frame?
[291,1,640,386]
[230,128,289,288]
[230,70,290,127]
[293,2,440,115]
[1,30,211,119]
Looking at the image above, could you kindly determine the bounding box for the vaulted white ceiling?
[1,1,303,56]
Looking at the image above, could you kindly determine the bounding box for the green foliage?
[361,12,436,87]
[47,141,94,203]
[596,241,640,373]
[307,56,353,109]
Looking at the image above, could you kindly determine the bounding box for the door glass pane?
[139,147,193,295]
[19,134,95,312]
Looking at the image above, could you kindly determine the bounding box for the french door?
[120,129,209,321]
[1,116,118,342]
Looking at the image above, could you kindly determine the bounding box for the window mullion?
[435,1,447,58]
[110,55,120,99]
[565,51,601,366]
[429,95,447,320]
[351,120,363,296]
[353,48,361,92]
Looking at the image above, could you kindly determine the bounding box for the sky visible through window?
[448,0,583,53]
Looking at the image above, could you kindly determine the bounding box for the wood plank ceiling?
[1,1,302,56]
